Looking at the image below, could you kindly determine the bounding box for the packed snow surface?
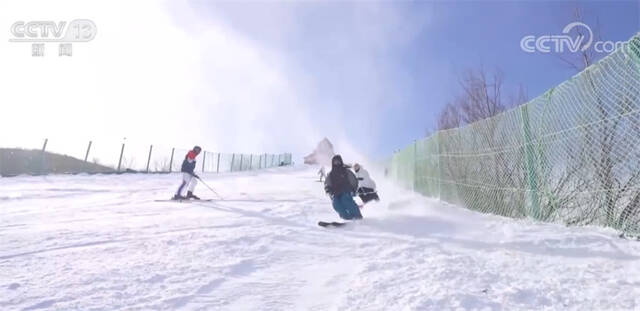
[2,166,640,310]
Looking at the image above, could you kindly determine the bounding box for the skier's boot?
[172,194,185,201]
[187,191,201,200]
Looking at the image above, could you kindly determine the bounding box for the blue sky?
[183,0,639,158]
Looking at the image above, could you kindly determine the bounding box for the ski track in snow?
[1,166,640,310]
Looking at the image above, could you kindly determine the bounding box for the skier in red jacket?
[173,146,202,200]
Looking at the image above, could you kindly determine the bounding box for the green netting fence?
[390,33,640,234]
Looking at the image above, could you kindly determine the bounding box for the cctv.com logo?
[520,22,625,54]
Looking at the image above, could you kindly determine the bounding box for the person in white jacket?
[353,163,380,204]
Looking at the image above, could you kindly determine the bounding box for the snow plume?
[0,1,199,149]
[171,1,431,160]
[303,138,334,166]
[0,0,316,157]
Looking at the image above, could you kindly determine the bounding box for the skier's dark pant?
[358,187,379,204]
[332,192,362,220]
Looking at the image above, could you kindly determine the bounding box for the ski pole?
[196,176,224,200]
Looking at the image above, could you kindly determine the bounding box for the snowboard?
[317,221,348,228]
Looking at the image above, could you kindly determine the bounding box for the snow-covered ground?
[2,166,640,310]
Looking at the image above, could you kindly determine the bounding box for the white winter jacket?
[355,167,376,190]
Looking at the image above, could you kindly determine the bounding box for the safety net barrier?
[390,33,640,234]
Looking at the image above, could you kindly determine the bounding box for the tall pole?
[84,141,92,162]
[520,105,540,219]
[84,140,93,173]
[169,148,175,173]
[202,151,206,172]
[40,138,48,175]
[230,154,235,172]
[413,140,417,192]
[146,145,153,173]
[117,141,125,172]
[216,153,221,173]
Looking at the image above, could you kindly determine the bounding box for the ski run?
[2,166,640,310]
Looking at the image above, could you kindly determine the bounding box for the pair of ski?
[157,199,350,228]
[155,199,214,203]
[317,221,350,228]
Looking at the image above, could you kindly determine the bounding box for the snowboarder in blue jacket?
[324,155,362,220]
[173,146,202,200]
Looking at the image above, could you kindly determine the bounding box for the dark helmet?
[331,155,343,168]
[193,146,202,153]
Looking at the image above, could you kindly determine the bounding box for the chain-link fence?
[390,33,640,235]
[0,137,293,177]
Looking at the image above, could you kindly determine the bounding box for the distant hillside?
[0,148,116,177]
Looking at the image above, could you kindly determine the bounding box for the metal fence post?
[84,140,93,173]
[216,153,221,173]
[84,141,92,162]
[413,140,417,192]
[520,104,540,219]
[40,138,48,175]
[231,153,235,172]
[202,151,206,172]
[146,145,153,173]
[169,148,175,173]
[117,142,125,172]
[436,133,441,200]
[239,154,244,171]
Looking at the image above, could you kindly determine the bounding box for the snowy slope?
[1,166,640,310]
